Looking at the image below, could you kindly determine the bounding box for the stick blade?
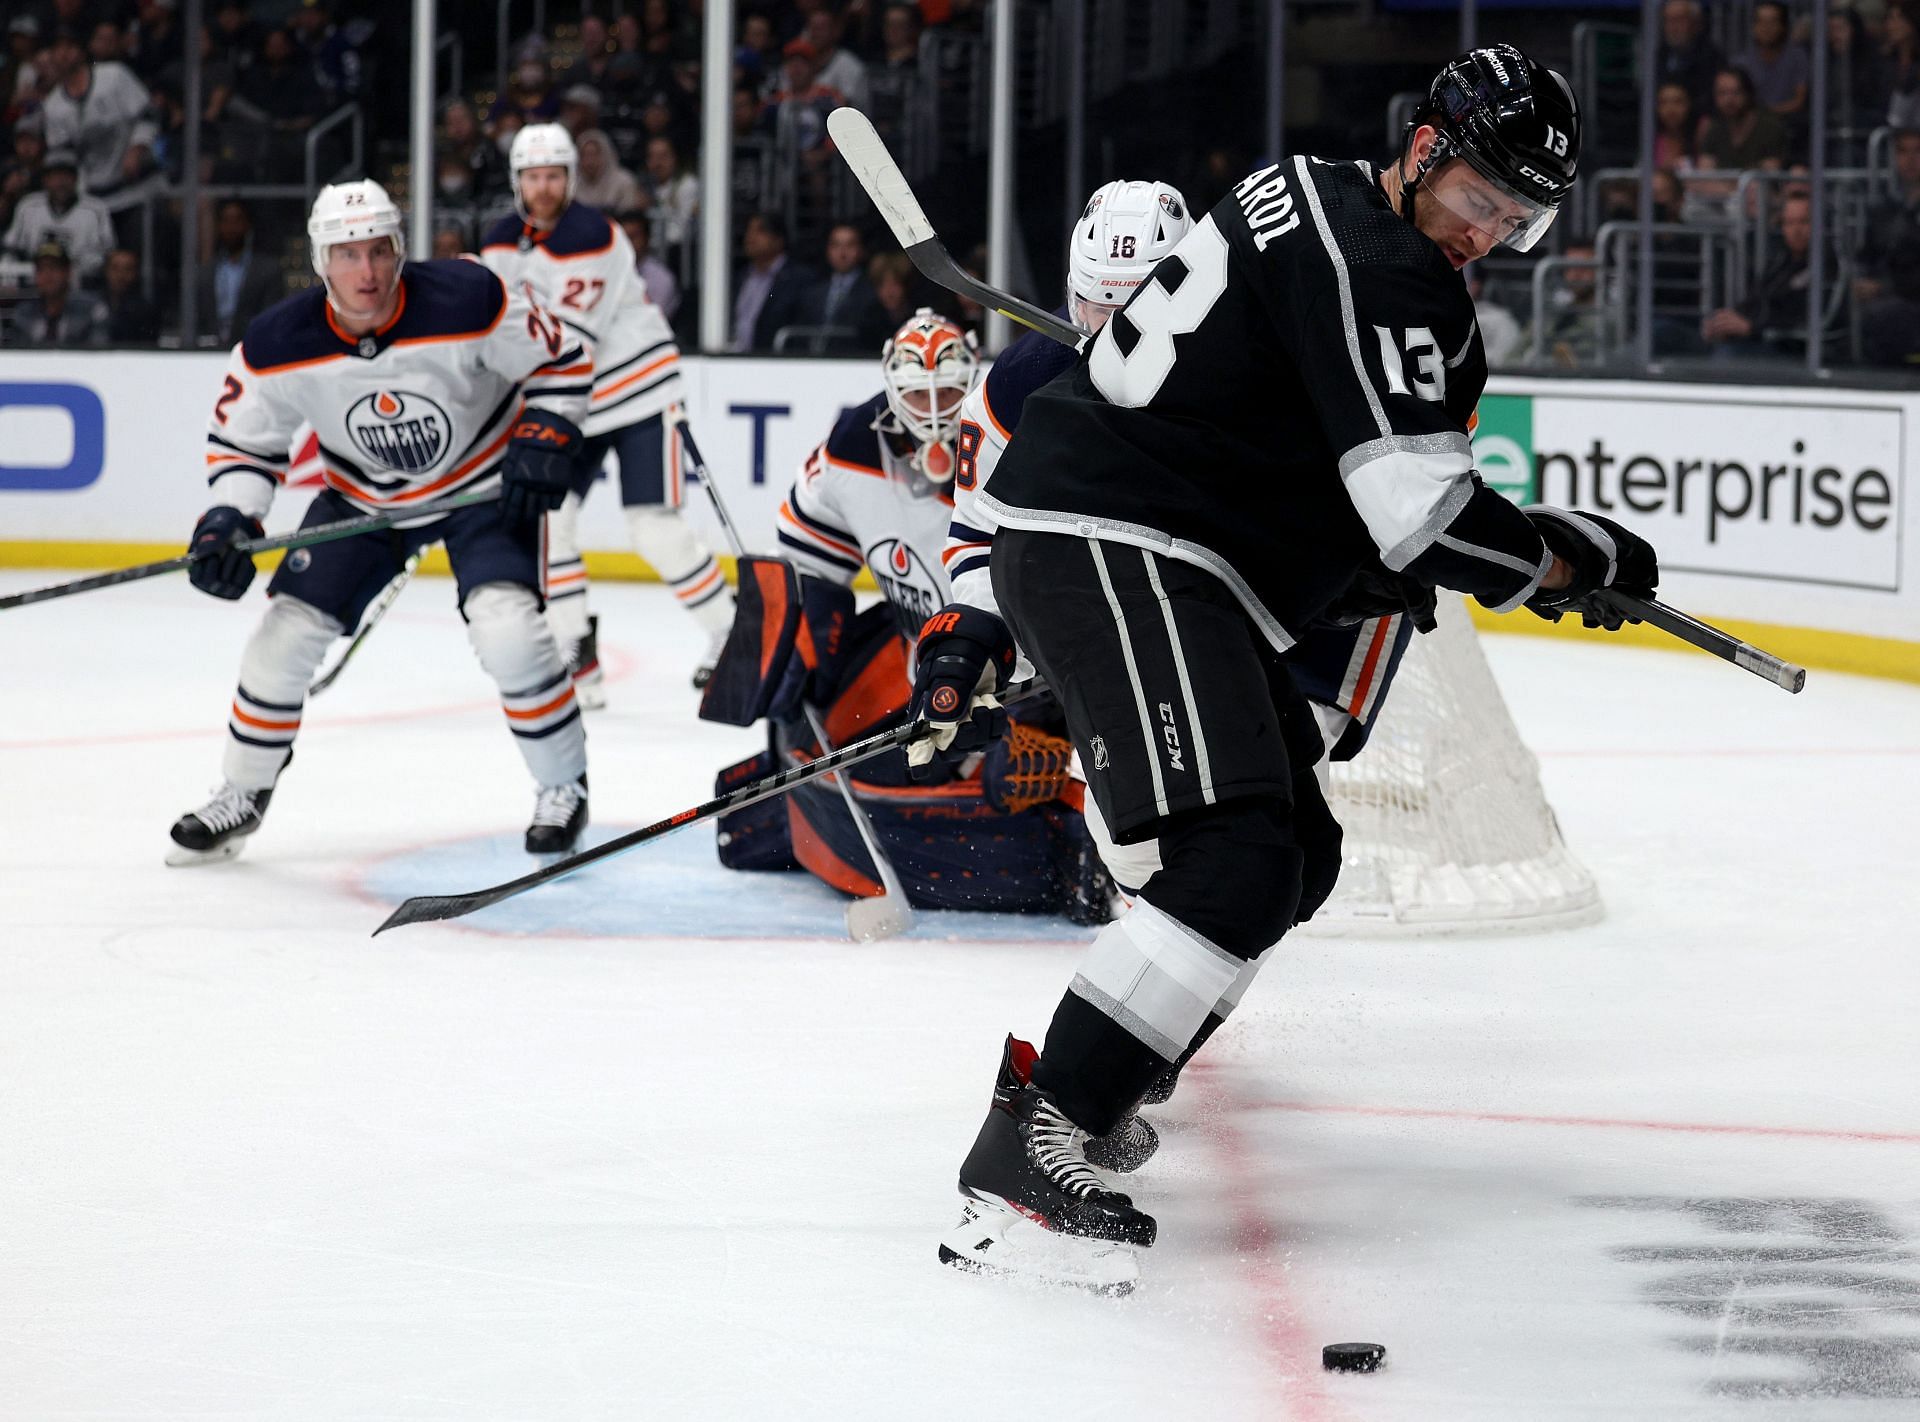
[828,106,934,247]
[374,888,509,935]
[846,893,913,942]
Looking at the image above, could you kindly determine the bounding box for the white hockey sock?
[1068,900,1243,1062]
[221,596,342,791]
[544,492,591,646]
[465,581,587,788]
[627,506,732,636]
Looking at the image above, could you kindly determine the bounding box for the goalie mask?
[880,308,979,484]
[1067,179,1193,329]
[307,179,405,301]
[509,122,578,223]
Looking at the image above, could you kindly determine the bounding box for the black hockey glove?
[187,505,264,600]
[500,409,582,525]
[1322,559,1439,634]
[907,603,1016,781]
[1522,505,1660,631]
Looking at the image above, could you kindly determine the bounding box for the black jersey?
[980,155,1553,652]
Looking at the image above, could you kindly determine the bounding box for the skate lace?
[1028,1097,1109,1199]
[194,783,256,833]
[531,781,586,828]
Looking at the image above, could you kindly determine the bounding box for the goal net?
[1302,596,1602,935]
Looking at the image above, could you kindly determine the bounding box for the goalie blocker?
[701,556,1111,921]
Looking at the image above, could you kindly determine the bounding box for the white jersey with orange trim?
[776,391,955,638]
[203,259,591,521]
[478,203,681,439]
[943,325,1080,621]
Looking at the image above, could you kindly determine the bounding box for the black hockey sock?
[1031,988,1172,1138]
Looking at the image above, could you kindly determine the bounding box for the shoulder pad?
[823,393,889,474]
[386,260,508,343]
[239,288,337,372]
[1296,158,1441,273]
[539,204,617,259]
[981,329,1076,434]
[477,213,523,252]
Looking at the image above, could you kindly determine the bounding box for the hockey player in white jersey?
[480,124,731,700]
[167,179,596,865]
[700,310,1112,923]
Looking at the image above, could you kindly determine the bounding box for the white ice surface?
[3,573,1918,1421]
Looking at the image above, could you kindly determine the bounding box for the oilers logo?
[868,537,943,636]
[346,390,450,474]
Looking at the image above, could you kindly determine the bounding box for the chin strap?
[1395,126,1454,224]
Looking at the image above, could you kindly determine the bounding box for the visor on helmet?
[1421,143,1561,252]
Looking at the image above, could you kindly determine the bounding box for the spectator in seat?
[561,16,614,93]
[4,16,46,115]
[40,25,158,201]
[195,198,284,347]
[488,56,559,134]
[733,210,815,351]
[799,221,888,352]
[430,226,465,260]
[641,134,698,249]
[1858,127,1920,300]
[1699,66,1789,177]
[1824,7,1886,165]
[575,128,641,212]
[618,208,680,322]
[0,115,47,235]
[126,0,184,88]
[1886,1,1920,129]
[210,0,264,72]
[1534,241,1603,368]
[802,9,870,111]
[101,246,159,341]
[606,13,667,98]
[289,0,371,107]
[737,12,780,98]
[1861,235,1920,364]
[868,248,916,331]
[764,39,845,167]
[3,148,114,285]
[1702,191,1824,357]
[440,97,508,201]
[1659,0,1724,111]
[558,83,603,138]
[236,26,327,183]
[1466,264,1523,367]
[89,18,129,65]
[8,238,108,347]
[1734,1,1809,127]
[1654,80,1700,172]
[867,3,923,147]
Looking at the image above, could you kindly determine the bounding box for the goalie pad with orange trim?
[698,556,855,727]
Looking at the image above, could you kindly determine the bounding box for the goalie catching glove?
[908,603,1016,780]
[1518,506,1659,631]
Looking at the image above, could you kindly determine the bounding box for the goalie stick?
[373,677,1044,934]
[827,108,1088,349]
[830,114,1805,696]
[0,489,499,611]
[308,548,426,696]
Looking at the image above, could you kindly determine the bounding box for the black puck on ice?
[1322,1342,1387,1373]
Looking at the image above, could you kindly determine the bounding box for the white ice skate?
[938,1195,1141,1296]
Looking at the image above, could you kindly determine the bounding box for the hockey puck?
[1322,1342,1386,1373]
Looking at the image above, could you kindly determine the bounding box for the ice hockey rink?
[3,574,1916,1420]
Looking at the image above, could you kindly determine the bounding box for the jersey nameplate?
[1234,164,1301,251]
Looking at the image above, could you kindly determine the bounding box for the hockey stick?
[672,410,748,561]
[831,120,1803,696]
[804,704,916,941]
[0,489,499,611]
[1596,591,1806,693]
[308,547,427,696]
[372,677,1041,934]
[828,107,1089,349]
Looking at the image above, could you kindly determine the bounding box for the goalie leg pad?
[222,594,342,791]
[714,749,800,871]
[463,581,585,787]
[699,555,803,726]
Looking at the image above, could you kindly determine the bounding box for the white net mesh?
[1302,597,1603,936]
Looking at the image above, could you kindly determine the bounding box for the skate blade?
[164,839,246,868]
[937,1197,1139,1296]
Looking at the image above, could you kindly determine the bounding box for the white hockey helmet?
[307,179,405,282]
[1067,179,1193,327]
[510,122,577,220]
[880,307,979,483]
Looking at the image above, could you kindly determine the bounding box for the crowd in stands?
[1,0,1914,372]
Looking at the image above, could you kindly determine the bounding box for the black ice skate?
[525,776,588,855]
[166,781,276,866]
[691,624,729,691]
[568,615,607,711]
[1141,1064,1182,1107]
[950,1035,1157,1245]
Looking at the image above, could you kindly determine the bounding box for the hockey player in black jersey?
[916,46,1661,1289]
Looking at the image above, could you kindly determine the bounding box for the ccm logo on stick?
[0,382,106,491]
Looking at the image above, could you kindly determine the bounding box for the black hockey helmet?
[1401,44,1581,251]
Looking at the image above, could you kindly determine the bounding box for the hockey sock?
[464,581,586,787]
[221,595,341,791]
[544,490,592,647]
[1032,899,1242,1135]
[627,506,731,636]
